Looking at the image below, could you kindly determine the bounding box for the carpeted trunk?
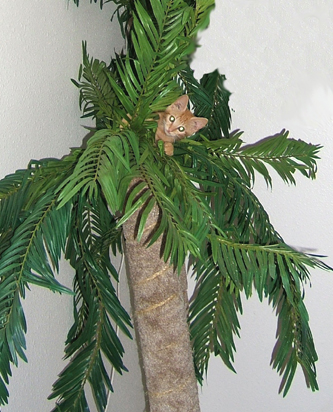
[123,199,200,412]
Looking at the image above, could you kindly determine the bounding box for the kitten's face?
[159,95,208,141]
[162,111,192,140]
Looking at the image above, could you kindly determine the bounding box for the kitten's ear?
[189,117,208,133]
[170,95,189,112]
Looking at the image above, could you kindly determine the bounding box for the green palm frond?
[187,0,215,35]
[0,153,81,406]
[270,290,318,396]
[58,128,140,212]
[189,234,330,394]
[108,0,201,124]
[49,302,120,412]
[49,193,131,411]
[117,153,212,272]
[118,157,203,271]
[177,140,279,245]
[49,265,129,412]
[0,171,29,257]
[72,42,121,128]
[210,239,327,299]
[240,130,320,184]
[0,187,72,298]
[204,129,321,187]
[0,168,28,199]
[0,192,72,406]
[190,260,242,380]
[0,293,25,405]
[0,152,79,243]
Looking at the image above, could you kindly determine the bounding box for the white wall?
[1,1,333,412]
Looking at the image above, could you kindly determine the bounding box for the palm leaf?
[118,161,201,272]
[204,129,321,187]
[177,140,280,245]
[269,279,319,396]
[190,233,330,394]
[72,42,122,128]
[58,128,140,212]
[189,260,242,381]
[0,192,72,406]
[195,0,215,31]
[50,193,131,411]
[132,146,215,270]
[107,0,201,125]
[0,153,82,405]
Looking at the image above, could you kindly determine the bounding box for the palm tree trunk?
[123,198,200,412]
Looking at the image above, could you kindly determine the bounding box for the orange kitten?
[155,95,208,156]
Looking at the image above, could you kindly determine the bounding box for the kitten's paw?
[164,142,174,156]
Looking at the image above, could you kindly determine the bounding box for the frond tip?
[202,129,321,187]
[240,130,321,185]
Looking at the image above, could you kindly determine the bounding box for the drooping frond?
[189,259,242,380]
[188,0,215,35]
[0,194,72,405]
[49,192,131,411]
[0,152,82,406]
[0,171,29,258]
[270,289,318,396]
[176,139,279,245]
[189,232,331,394]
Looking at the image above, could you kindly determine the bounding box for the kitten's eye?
[169,115,175,122]
[178,126,185,132]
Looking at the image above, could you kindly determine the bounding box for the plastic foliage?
[0,0,330,410]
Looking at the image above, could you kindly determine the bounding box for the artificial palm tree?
[0,0,330,411]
